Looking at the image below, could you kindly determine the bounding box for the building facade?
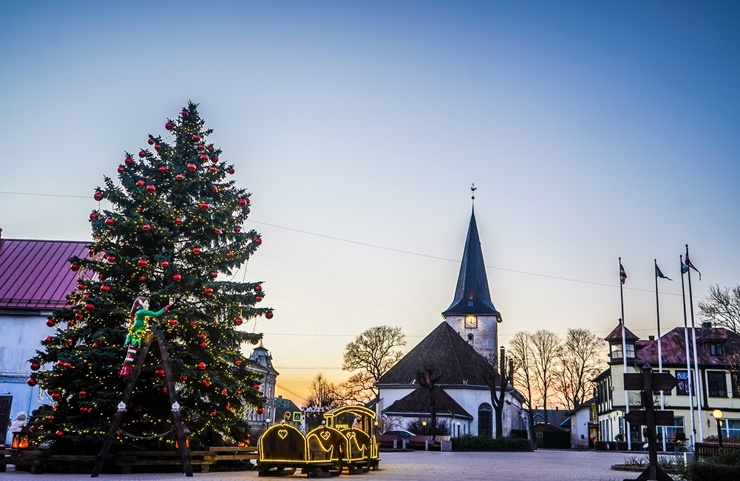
[594,321,740,446]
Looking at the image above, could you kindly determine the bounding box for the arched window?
[478,403,493,437]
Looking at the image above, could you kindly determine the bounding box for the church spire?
[442,203,500,319]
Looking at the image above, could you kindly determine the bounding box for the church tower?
[442,202,502,360]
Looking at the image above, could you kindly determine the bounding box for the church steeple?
[442,192,502,360]
[442,209,501,319]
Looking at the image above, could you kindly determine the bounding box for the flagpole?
[680,254,696,448]
[619,257,631,451]
[654,259,667,452]
[686,245,703,442]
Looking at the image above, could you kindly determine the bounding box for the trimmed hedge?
[451,435,533,452]
[688,462,740,481]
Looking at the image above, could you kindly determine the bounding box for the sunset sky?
[1,1,739,403]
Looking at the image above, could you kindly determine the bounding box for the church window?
[478,403,492,437]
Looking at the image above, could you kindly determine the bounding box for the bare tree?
[335,372,375,405]
[530,330,561,426]
[416,366,442,437]
[556,328,606,410]
[509,331,537,432]
[304,373,341,429]
[342,325,406,402]
[699,284,740,333]
[483,347,514,438]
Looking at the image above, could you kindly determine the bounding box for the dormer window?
[610,343,635,360]
[467,300,474,307]
[709,343,724,356]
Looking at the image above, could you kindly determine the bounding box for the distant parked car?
[383,429,415,438]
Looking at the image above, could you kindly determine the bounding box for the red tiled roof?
[0,238,89,310]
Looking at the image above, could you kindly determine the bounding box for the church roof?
[604,321,639,342]
[376,322,494,387]
[442,210,500,317]
[382,386,473,420]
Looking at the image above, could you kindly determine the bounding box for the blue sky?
[1,1,739,402]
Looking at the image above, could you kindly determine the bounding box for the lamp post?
[421,420,427,435]
[712,410,723,448]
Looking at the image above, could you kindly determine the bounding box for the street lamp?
[421,420,427,435]
[712,410,724,448]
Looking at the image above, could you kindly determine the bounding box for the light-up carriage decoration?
[258,405,379,477]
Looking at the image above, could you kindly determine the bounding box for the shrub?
[688,462,740,481]
[452,435,532,452]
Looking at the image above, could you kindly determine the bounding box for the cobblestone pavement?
[0,450,640,481]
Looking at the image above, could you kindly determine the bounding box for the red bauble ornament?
[74,312,83,320]
[100,284,110,293]
[159,165,168,173]
[79,390,88,397]
[199,341,208,349]
[172,273,182,282]
[214,228,222,234]
[192,134,201,142]
[257,407,265,415]
[125,155,134,165]
[85,302,95,311]
[80,406,91,414]
[204,287,213,296]
[189,320,197,328]
[159,387,168,394]
[168,318,178,327]
[139,150,147,158]
[142,223,151,231]
[208,144,214,152]
[92,342,99,348]
[117,165,125,174]
[181,109,189,118]
[30,362,40,371]
[211,185,219,193]
[105,218,115,227]
[199,154,209,162]
[146,184,156,193]
[221,388,228,395]
[254,285,262,293]
[56,430,64,437]
[199,332,207,339]
[77,282,86,290]
[148,138,155,145]
[66,338,74,346]
[94,191,104,201]
[137,259,148,267]
[160,260,170,268]
[175,217,183,225]
[197,362,206,370]
[255,296,263,303]
[187,163,197,172]
[51,392,62,401]
[212,155,219,163]
[192,246,202,255]
[265,310,274,320]
[155,369,165,378]
[107,255,116,263]
[136,179,145,187]
[46,318,56,327]
[165,121,174,130]
[234,317,243,326]
[208,166,217,173]
[235,226,241,233]
[227,167,235,174]
[210,411,217,417]
[199,201,210,211]
[27,377,37,386]
[227,251,234,258]
[43,336,52,344]
[176,173,185,181]
[251,338,259,345]
[252,236,262,245]
[154,144,161,151]
[197,143,206,151]
[210,271,218,278]
[180,374,188,381]
[238,198,250,207]
[89,211,99,221]
[234,359,242,366]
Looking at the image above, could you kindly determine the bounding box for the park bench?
[377,434,403,449]
[406,435,452,451]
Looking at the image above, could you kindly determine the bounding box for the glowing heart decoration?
[278,429,288,440]
[320,431,331,441]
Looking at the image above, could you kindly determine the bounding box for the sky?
[1,1,739,404]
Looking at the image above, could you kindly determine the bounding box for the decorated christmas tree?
[27,102,272,453]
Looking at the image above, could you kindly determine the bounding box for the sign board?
[624,372,677,391]
[292,412,302,422]
[624,410,675,426]
[274,398,290,408]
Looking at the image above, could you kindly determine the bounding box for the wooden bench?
[377,434,402,449]
[0,449,22,472]
[407,435,434,450]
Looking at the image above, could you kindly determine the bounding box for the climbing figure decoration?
[119,296,170,377]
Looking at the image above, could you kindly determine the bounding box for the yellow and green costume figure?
[118,296,170,377]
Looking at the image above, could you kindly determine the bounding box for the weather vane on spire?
[471,183,477,208]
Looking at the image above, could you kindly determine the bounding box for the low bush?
[452,435,532,452]
[688,462,740,481]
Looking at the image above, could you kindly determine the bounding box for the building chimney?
[648,335,655,341]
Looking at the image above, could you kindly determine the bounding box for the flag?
[685,247,702,280]
[681,262,688,275]
[655,263,672,281]
[620,262,627,284]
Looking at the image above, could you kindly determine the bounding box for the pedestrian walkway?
[0,450,636,481]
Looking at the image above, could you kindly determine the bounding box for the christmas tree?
[27,102,272,453]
